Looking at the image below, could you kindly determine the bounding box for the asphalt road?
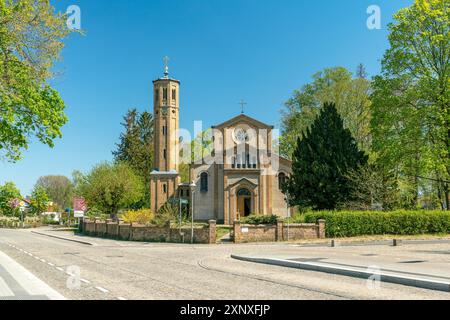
[0,228,449,300]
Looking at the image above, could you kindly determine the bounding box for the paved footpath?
[0,227,450,300]
[232,242,450,292]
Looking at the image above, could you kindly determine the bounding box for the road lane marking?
[0,276,14,297]
[0,251,65,300]
[95,286,109,293]
[80,279,90,284]
[56,267,64,272]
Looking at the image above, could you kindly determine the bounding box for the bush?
[304,210,450,237]
[121,209,154,225]
[241,214,279,225]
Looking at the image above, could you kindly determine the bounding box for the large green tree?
[76,162,144,219]
[0,0,71,161]
[34,175,74,210]
[113,109,153,207]
[280,67,371,158]
[371,0,450,209]
[0,181,21,216]
[29,185,49,215]
[283,103,368,210]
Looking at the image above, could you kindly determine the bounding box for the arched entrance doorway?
[237,188,252,218]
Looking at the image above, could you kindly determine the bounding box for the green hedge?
[241,214,279,225]
[304,210,450,237]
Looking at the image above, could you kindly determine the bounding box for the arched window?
[237,188,251,197]
[200,172,208,192]
[278,172,287,191]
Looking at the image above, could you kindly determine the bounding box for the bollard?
[331,239,338,247]
[393,239,402,247]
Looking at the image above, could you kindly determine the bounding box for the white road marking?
[40,259,46,263]
[80,279,90,284]
[47,262,55,267]
[0,277,14,297]
[0,251,65,300]
[95,286,109,293]
[56,267,64,272]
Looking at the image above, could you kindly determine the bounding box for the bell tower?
[150,57,181,214]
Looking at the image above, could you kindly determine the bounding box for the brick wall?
[82,219,216,244]
[233,219,325,243]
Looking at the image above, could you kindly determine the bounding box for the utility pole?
[190,182,196,244]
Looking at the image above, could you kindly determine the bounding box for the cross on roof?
[239,99,247,114]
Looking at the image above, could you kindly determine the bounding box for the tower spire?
[163,56,170,78]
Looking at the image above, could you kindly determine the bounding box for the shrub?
[155,203,179,226]
[304,210,450,237]
[121,209,154,225]
[241,214,279,225]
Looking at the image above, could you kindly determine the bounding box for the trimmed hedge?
[241,214,279,225]
[304,210,450,238]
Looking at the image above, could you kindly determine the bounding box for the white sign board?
[74,211,85,218]
[241,227,249,233]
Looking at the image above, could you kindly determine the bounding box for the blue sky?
[0,0,412,195]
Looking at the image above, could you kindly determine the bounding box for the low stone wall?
[233,219,325,243]
[82,219,216,244]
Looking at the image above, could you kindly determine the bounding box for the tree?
[0,0,72,161]
[76,162,144,219]
[283,103,368,210]
[344,164,400,211]
[34,175,74,210]
[112,109,153,207]
[371,0,450,209]
[29,186,49,216]
[280,67,372,158]
[0,182,21,216]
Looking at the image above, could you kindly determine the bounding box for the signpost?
[73,197,87,227]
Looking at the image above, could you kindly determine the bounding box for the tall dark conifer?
[283,103,368,210]
[113,109,154,208]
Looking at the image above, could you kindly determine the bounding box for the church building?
[150,62,292,224]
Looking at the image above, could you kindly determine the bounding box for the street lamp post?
[189,181,196,244]
[285,194,291,242]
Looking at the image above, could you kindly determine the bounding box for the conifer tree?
[113,109,154,208]
[283,103,368,210]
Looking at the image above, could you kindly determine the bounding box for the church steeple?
[150,57,181,214]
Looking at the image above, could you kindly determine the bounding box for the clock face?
[234,128,249,143]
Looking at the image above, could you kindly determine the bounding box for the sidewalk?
[232,242,450,292]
